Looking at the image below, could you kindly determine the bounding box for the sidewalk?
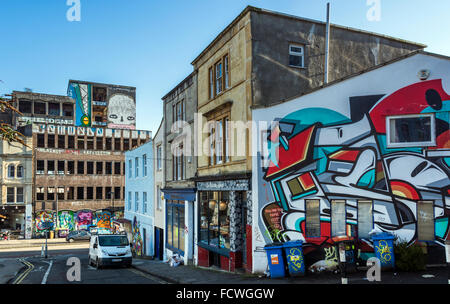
[132,258,450,284]
[0,258,25,284]
[0,238,71,249]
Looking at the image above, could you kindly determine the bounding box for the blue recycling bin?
[264,243,286,278]
[283,240,305,277]
[371,232,396,270]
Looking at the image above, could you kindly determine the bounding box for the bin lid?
[371,232,396,240]
[283,240,303,247]
[264,242,284,249]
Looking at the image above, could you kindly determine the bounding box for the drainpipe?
[324,2,331,85]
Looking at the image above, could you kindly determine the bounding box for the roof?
[161,71,196,101]
[252,50,450,109]
[68,79,136,90]
[191,5,426,66]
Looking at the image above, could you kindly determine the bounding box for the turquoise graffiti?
[57,210,75,231]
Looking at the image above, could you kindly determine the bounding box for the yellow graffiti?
[375,240,392,264]
[324,246,338,267]
[287,248,303,271]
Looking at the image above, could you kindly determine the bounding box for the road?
[1,247,168,284]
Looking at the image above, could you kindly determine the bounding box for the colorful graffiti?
[35,210,56,232]
[68,82,92,127]
[93,210,112,229]
[131,216,144,256]
[57,210,75,231]
[259,79,450,266]
[75,210,94,230]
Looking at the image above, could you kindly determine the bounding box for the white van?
[89,234,132,268]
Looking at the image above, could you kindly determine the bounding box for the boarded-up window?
[417,201,434,241]
[358,200,373,239]
[305,200,320,237]
[331,200,346,237]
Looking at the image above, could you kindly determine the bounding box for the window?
[198,191,230,250]
[34,102,46,114]
[18,100,32,114]
[157,146,162,170]
[128,159,132,178]
[77,161,84,174]
[209,67,214,99]
[68,136,75,149]
[17,165,23,178]
[135,192,139,212]
[143,154,147,177]
[331,200,346,237]
[132,138,138,149]
[305,200,320,237]
[58,135,65,149]
[417,201,434,241]
[37,160,45,175]
[7,165,15,178]
[135,157,139,177]
[105,162,112,175]
[96,137,103,150]
[47,187,55,201]
[105,138,112,150]
[224,55,230,89]
[96,187,103,200]
[86,137,94,150]
[114,138,121,151]
[114,187,120,200]
[47,134,55,148]
[208,55,230,99]
[67,161,75,175]
[77,137,85,150]
[355,200,373,239]
[63,103,73,117]
[36,187,44,201]
[47,160,55,175]
[7,187,14,203]
[208,116,230,166]
[67,187,74,200]
[87,162,94,175]
[173,144,184,181]
[167,200,186,253]
[86,187,93,200]
[57,187,64,200]
[123,138,130,150]
[48,103,60,116]
[16,187,24,203]
[37,134,45,148]
[77,187,84,200]
[387,114,435,148]
[289,44,304,68]
[143,192,148,214]
[128,191,132,211]
[105,187,112,199]
[157,186,162,210]
[114,162,121,175]
[215,61,223,95]
[215,120,223,165]
[57,161,65,175]
[96,162,103,175]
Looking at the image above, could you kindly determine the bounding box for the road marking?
[12,258,34,284]
[41,260,54,284]
[128,268,170,284]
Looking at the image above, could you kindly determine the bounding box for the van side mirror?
[93,244,98,249]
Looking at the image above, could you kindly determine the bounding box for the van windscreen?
[99,235,129,247]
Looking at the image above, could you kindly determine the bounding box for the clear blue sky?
[1,0,449,134]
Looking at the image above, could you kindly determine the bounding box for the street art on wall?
[131,216,144,257]
[35,211,56,232]
[75,210,94,230]
[258,79,450,268]
[57,210,75,231]
[68,82,92,127]
[93,210,112,229]
[107,93,136,130]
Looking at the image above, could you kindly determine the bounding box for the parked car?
[66,230,91,242]
[89,233,132,269]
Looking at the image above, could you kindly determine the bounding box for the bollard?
[338,242,347,284]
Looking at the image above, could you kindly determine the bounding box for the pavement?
[0,258,26,284]
[132,258,450,284]
[0,238,86,251]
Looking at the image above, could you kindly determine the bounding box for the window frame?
[208,53,230,100]
[386,113,436,148]
[331,200,347,237]
[288,44,305,68]
[305,199,321,238]
[357,200,374,240]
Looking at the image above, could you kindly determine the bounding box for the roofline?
[12,90,73,100]
[68,79,136,90]
[252,50,447,110]
[191,5,426,66]
[161,70,197,100]
[153,117,165,140]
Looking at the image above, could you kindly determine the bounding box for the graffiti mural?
[107,94,136,130]
[68,82,92,127]
[57,210,75,231]
[131,216,144,256]
[35,210,56,232]
[93,210,112,229]
[75,210,93,230]
[258,79,450,267]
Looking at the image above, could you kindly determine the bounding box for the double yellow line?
[12,258,34,284]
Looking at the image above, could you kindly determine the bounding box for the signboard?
[270,254,279,265]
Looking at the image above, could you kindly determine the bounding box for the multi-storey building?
[190,6,425,273]
[161,72,197,265]
[11,81,150,238]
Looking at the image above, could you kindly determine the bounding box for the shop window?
[358,201,373,239]
[47,187,55,201]
[67,161,74,175]
[58,135,65,149]
[114,187,121,200]
[387,114,435,148]
[87,162,94,175]
[198,191,230,250]
[96,137,103,150]
[17,165,23,178]
[96,187,103,200]
[86,187,94,200]
[7,187,14,203]
[57,187,64,200]
[37,134,45,148]
[47,160,55,175]
[19,100,32,113]
[114,162,121,175]
[77,161,85,174]
[105,162,112,175]
[77,187,84,200]
[63,103,73,117]
[167,200,186,253]
[417,201,434,241]
[105,138,112,150]
[57,160,65,175]
[289,44,305,68]
[331,200,346,237]
[34,102,46,114]
[37,160,45,175]
[36,187,44,201]
[47,134,55,148]
[106,187,112,199]
[96,162,103,175]
[77,137,85,150]
[7,165,15,178]
[68,136,75,149]
[67,187,74,200]
[305,200,320,238]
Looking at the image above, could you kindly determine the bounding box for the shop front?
[0,204,31,239]
[196,179,251,272]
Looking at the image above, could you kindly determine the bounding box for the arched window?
[17,165,24,178]
[7,165,15,178]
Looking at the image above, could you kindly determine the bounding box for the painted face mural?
[107,94,136,129]
[259,79,450,269]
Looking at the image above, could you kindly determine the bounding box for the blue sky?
[1,0,449,134]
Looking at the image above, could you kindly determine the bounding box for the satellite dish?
[418,69,431,80]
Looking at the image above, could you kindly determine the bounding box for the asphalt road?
[5,248,167,284]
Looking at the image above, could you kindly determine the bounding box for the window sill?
[288,65,307,70]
